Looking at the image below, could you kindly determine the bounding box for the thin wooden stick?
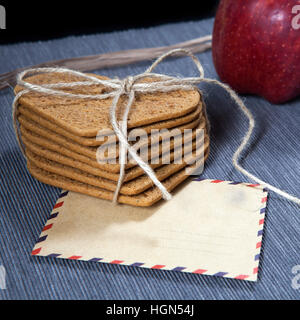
[0,35,212,90]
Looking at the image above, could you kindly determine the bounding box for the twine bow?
[12,48,300,206]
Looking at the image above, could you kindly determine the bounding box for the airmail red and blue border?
[31,180,268,281]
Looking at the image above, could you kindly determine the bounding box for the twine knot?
[122,76,135,95]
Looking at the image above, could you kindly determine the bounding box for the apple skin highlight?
[212,0,300,104]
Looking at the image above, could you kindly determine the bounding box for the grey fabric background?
[0,18,299,300]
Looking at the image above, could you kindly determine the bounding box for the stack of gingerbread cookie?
[15,72,210,206]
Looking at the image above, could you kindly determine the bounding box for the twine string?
[12,48,300,206]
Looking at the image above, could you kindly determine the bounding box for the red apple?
[212,0,300,104]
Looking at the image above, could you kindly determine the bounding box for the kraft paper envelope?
[32,179,268,281]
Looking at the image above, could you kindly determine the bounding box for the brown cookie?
[20,119,207,172]
[22,132,209,183]
[15,73,201,137]
[18,103,202,146]
[18,114,204,161]
[27,156,208,207]
[25,140,209,195]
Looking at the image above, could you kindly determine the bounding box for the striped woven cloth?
[0,18,299,299]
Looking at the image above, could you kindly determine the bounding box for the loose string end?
[162,192,173,201]
[204,78,300,207]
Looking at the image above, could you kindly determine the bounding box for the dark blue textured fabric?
[0,18,300,300]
